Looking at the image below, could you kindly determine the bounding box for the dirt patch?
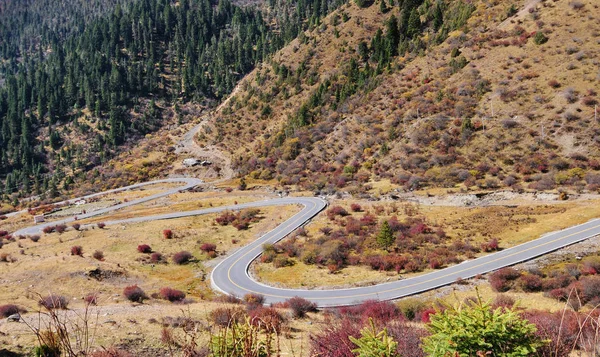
[388,190,600,207]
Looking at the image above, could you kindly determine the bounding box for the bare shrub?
[172,251,193,265]
[92,250,104,261]
[39,295,69,310]
[159,287,186,302]
[123,285,148,303]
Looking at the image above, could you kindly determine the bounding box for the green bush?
[533,31,548,45]
[423,294,545,356]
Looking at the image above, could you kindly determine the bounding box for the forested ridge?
[0,0,343,204]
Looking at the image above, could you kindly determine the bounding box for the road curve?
[11,180,600,307]
[13,178,203,236]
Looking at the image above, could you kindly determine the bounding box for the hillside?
[202,0,600,195]
[0,0,345,209]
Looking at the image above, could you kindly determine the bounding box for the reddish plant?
[339,300,401,325]
[39,294,69,310]
[84,294,98,305]
[55,224,67,234]
[162,229,173,239]
[350,203,363,212]
[521,310,579,357]
[42,226,55,234]
[159,287,186,302]
[0,304,24,317]
[72,223,81,231]
[310,318,361,357]
[489,267,521,292]
[172,251,193,265]
[92,250,104,261]
[420,308,436,323]
[199,243,217,253]
[519,274,543,292]
[326,206,349,220]
[249,307,285,333]
[123,285,147,303]
[29,235,41,242]
[287,297,317,318]
[137,244,152,253]
[97,222,106,229]
[150,252,163,263]
[71,245,83,256]
[481,238,500,252]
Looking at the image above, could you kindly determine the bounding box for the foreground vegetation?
[4,289,600,357]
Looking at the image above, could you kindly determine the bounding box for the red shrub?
[409,222,429,236]
[42,226,55,234]
[580,276,600,304]
[420,308,436,323]
[84,294,98,305]
[215,211,236,226]
[55,224,67,234]
[387,322,428,357]
[339,300,401,325]
[350,203,363,212]
[150,252,163,263]
[71,246,83,256]
[326,206,349,220]
[97,222,106,229]
[159,287,186,302]
[519,274,543,292]
[200,243,217,253]
[0,304,24,317]
[249,307,285,333]
[546,288,568,301]
[310,318,361,357]
[287,297,317,318]
[92,250,104,261]
[137,244,152,253]
[172,251,193,265]
[72,223,81,231]
[481,238,500,252]
[123,285,147,303]
[547,79,561,88]
[489,267,521,292]
[162,229,173,239]
[39,295,69,310]
[233,221,249,230]
[29,235,41,242]
[521,310,579,357]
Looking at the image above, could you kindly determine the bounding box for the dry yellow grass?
[253,260,395,289]
[77,191,274,225]
[0,196,302,354]
[438,283,569,313]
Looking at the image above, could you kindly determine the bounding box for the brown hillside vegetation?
[201,0,600,194]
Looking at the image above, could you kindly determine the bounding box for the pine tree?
[376,221,394,250]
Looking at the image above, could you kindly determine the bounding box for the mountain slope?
[202,0,600,194]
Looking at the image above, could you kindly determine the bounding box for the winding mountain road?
[11,179,600,307]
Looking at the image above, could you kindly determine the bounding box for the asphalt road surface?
[11,180,600,307]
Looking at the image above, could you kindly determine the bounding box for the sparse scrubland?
[204,0,600,198]
[2,0,600,355]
